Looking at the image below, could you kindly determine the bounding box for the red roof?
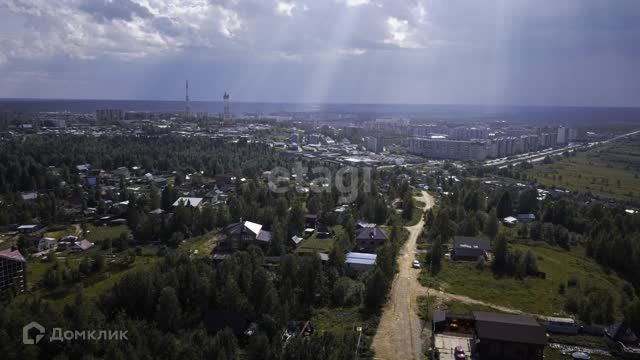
[0,249,26,263]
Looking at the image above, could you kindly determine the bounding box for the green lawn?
[295,226,344,254]
[86,224,130,242]
[422,242,631,317]
[180,231,218,258]
[44,225,79,239]
[296,234,336,253]
[526,139,640,201]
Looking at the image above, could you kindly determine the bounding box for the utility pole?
[355,326,362,359]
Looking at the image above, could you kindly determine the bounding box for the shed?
[473,311,547,360]
[345,252,376,272]
[291,235,304,247]
[517,213,536,223]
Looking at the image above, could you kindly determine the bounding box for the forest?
[0,134,418,359]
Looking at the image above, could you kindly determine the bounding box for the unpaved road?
[416,288,541,317]
[372,191,434,360]
[372,191,537,360]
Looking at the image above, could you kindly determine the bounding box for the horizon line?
[1,96,639,110]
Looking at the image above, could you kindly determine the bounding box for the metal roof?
[0,249,26,263]
[473,311,547,346]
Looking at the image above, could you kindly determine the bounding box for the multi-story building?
[308,134,321,145]
[556,126,578,144]
[218,221,272,251]
[365,136,384,153]
[408,137,488,160]
[355,227,389,253]
[449,127,489,140]
[0,247,26,292]
[365,117,410,135]
[95,109,124,125]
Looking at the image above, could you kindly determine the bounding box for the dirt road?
[372,191,541,359]
[372,191,434,360]
[415,288,540,317]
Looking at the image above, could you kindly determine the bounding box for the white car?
[412,260,421,269]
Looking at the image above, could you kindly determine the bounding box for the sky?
[1,0,640,106]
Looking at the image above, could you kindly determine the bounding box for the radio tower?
[223,92,230,121]
[185,80,190,117]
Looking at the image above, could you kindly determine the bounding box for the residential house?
[356,221,376,229]
[17,224,39,234]
[0,247,27,292]
[113,167,129,177]
[76,163,91,172]
[20,192,38,201]
[304,214,318,229]
[152,178,168,188]
[172,197,204,209]
[452,236,490,260]
[72,240,95,252]
[355,227,388,253]
[503,216,518,227]
[291,235,304,247]
[217,221,272,251]
[37,237,56,252]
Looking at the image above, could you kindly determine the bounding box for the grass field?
[44,225,79,239]
[180,232,218,258]
[295,234,336,253]
[311,306,376,357]
[526,138,640,201]
[86,224,130,242]
[26,244,161,309]
[312,306,365,335]
[421,242,631,317]
[295,226,344,254]
[417,295,499,321]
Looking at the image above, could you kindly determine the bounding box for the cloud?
[384,16,420,49]
[79,0,152,22]
[1,0,640,106]
[338,0,370,7]
[276,2,296,16]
